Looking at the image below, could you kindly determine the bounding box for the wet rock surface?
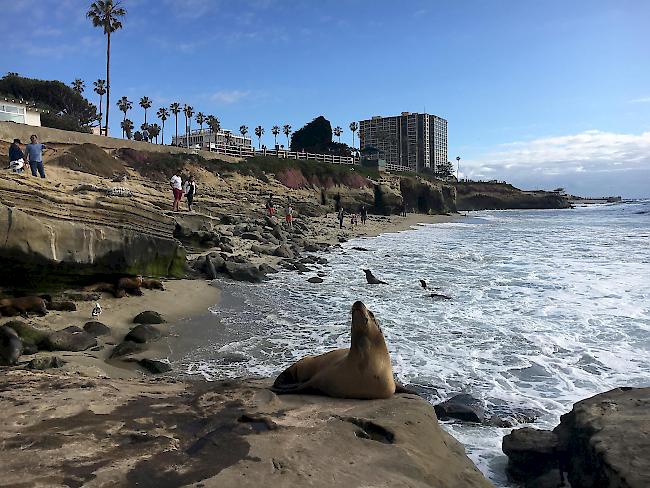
[133,311,165,325]
[0,372,492,488]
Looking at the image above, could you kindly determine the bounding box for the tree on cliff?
[121,118,133,139]
[333,126,342,143]
[156,107,169,144]
[196,112,205,133]
[87,0,126,137]
[93,79,106,134]
[0,73,98,132]
[169,102,181,143]
[240,125,248,138]
[116,96,132,138]
[349,122,358,148]
[71,79,85,94]
[139,96,152,125]
[183,104,194,147]
[207,116,220,145]
[283,124,291,148]
[272,125,280,146]
[290,116,332,152]
[148,123,161,143]
[254,125,264,149]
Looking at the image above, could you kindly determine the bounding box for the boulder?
[133,311,165,324]
[273,244,294,259]
[502,428,560,480]
[125,324,162,344]
[220,243,235,253]
[138,358,172,374]
[434,393,485,423]
[258,263,278,274]
[224,261,265,283]
[241,232,263,241]
[44,326,97,352]
[250,244,274,255]
[27,356,65,370]
[0,325,23,365]
[206,252,226,271]
[110,340,146,358]
[47,301,77,312]
[83,321,111,337]
[307,277,324,284]
[3,320,48,348]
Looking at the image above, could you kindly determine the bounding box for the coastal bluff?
[0,370,493,487]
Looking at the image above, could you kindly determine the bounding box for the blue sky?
[2,0,650,197]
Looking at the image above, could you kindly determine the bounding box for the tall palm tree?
[254,126,264,149]
[183,104,194,148]
[333,126,343,143]
[206,115,220,149]
[93,79,106,135]
[283,124,291,149]
[196,112,206,133]
[156,107,169,144]
[139,96,152,125]
[240,125,248,137]
[349,121,358,148]
[116,96,132,138]
[71,79,85,94]
[271,125,280,146]
[169,102,181,144]
[121,118,133,139]
[87,1,126,137]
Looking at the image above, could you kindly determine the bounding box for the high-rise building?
[358,112,447,173]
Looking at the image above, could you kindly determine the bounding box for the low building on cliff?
[172,128,252,150]
[0,98,42,126]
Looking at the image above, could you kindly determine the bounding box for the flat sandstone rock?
[0,371,492,488]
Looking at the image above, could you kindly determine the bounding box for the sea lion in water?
[363,269,387,285]
[0,296,48,317]
[430,293,452,300]
[420,279,427,289]
[271,301,398,399]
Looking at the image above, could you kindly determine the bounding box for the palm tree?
[71,79,85,94]
[148,123,161,143]
[333,126,342,143]
[225,131,233,146]
[283,124,291,149]
[183,104,194,148]
[121,118,133,139]
[139,96,152,125]
[254,125,264,149]
[156,107,169,144]
[349,121,358,148]
[240,125,248,137]
[87,1,127,137]
[196,112,206,133]
[93,79,106,135]
[116,96,132,138]
[206,115,220,149]
[169,102,181,144]
[271,125,280,146]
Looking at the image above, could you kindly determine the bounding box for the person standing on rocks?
[285,203,293,229]
[183,175,197,212]
[170,173,183,212]
[338,208,345,229]
[25,135,47,178]
[266,194,276,218]
[8,138,25,173]
[360,205,367,225]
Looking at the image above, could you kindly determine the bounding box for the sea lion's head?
[135,275,143,286]
[351,301,381,335]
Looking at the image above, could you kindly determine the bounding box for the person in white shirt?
[183,175,197,212]
[170,174,182,211]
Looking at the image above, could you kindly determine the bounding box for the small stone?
[110,340,146,358]
[126,324,162,344]
[83,321,111,336]
[434,393,485,423]
[27,356,65,370]
[138,358,172,374]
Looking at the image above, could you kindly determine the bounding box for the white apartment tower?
[359,112,447,173]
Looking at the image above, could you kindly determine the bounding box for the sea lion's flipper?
[394,382,420,396]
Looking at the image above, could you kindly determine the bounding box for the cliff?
[0,370,493,487]
[455,182,571,210]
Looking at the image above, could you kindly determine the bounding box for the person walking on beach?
[8,138,25,173]
[25,135,47,178]
[170,173,183,212]
[338,208,345,229]
[360,205,367,225]
[183,175,197,212]
[285,203,293,229]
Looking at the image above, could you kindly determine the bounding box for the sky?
[1,0,649,197]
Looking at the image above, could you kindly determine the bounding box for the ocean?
[171,201,650,486]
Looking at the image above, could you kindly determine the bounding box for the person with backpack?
[183,175,197,212]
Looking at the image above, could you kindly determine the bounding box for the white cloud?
[209,89,251,104]
[461,130,650,197]
[628,96,650,104]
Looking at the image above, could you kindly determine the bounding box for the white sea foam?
[175,202,650,487]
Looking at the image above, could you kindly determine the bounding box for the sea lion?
[46,301,77,312]
[116,276,144,297]
[141,278,165,290]
[420,279,427,289]
[271,301,397,399]
[0,325,23,365]
[430,293,452,300]
[363,269,387,285]
[0,296,48,317]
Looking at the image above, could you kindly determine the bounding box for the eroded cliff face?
[455,182,570,211]
[0,371,494,488]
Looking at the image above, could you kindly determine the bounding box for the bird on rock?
[91,302,102,318]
